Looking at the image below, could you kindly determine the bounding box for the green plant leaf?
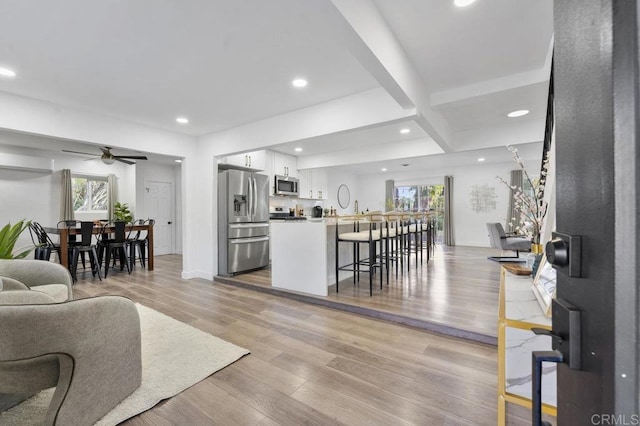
[0,220,33,259]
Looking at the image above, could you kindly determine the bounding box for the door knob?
[168,221,172,225]
[545,231,582,277]
[545,238,568,266]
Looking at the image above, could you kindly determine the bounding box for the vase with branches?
[498,146,549,247]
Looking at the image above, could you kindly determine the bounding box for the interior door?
[549,1,639,423]
[144,180,174,255]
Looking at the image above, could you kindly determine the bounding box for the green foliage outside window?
[72,177,108,212]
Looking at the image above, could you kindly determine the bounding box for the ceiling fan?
[62,146,148,165]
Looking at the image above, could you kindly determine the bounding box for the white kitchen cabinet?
[219,150,266,171]
[298,168,328,199]
[311,168,328,199]
[262,150,275,194]
[298,169,312,199]
[273,152,297,178]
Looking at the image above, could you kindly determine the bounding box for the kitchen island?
[270,219,358,296]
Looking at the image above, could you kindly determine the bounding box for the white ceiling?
[0,0,554,174]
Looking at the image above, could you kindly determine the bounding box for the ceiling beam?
[329,0,454,153]
[297,137,443,169]
[198,88,415,157]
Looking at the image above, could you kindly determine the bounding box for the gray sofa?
[0,259,142,425]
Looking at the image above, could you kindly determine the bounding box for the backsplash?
[269,196,324,217]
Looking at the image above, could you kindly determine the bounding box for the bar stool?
[363,211,390,285]
[383,212,405,276]
[335,215,383,296]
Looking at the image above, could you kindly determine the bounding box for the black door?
[552,0,639,423]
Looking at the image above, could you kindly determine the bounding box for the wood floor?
[218,245,504,340]
[71,254,538,425]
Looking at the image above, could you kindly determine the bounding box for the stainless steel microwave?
[274,175,299,196]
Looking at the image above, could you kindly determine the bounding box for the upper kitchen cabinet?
[298,168,328,199]
[273,152,297,178]
[218,150,267,171]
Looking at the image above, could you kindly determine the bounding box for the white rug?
[0,304,250,425]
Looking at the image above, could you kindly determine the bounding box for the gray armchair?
[0,260,142,425]
[0,259,73,302]
[486,222,531,262]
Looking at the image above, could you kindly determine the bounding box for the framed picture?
[531,256,556,317]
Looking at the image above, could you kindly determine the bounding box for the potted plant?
[113,202,133,222]
[0,219,34,259]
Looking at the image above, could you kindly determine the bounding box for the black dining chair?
[97,221,132,278]
[57,220,87,269]
[127,218,154,270]
[28,222,62,262]
[69,221,102,282]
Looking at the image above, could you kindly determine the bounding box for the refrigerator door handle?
[252,177,258,217]
[248,177,253,220]
[229,223,269,229]
[230,236,270,244]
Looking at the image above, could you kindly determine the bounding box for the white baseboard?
[181,270,214,281]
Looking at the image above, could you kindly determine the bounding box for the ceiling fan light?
[101,157,115,165]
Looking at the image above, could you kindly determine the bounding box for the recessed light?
[454,0,476,7]
[292,78,308,88]
[477,158,485,162]
[175,159,182,163]
[0,67,16,78]
[381,168,387,172]
[400,128,411,134]
[294,147,303,152]
[176,117,189,124]
[507,109,530,118]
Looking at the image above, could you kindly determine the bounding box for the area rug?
[0,303,250,425]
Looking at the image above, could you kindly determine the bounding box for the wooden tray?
[502,263,532,276]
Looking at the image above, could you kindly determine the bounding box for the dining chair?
[68,221,102,282]
[28,222,62,262]
[97,221,132,277]
[57,220,86,269]
[127,218,154,270]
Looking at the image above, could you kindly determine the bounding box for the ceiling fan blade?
[114,155,148,160]
[62,149,99,156]
[115,158,135,165]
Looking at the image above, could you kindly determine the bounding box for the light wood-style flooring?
[218,245,505,341]
[72,254,538,425]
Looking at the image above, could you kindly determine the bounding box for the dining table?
[44,222,154,271]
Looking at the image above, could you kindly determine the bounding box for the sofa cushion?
[0,290,56,305]
[31,284,70,303]
[0,276,29,291]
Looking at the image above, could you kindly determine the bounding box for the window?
[393,184,445,243]
[393,184,444,212]
[72,175,108,213]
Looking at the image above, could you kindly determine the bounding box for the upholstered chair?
[486,222,531,262]
[0,260,142,425]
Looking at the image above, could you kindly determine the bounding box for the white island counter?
[270,219,356,296]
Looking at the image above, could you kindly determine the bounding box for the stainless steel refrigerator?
[218,169,270,276]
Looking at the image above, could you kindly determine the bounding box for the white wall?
[326,169,360,215]
[0,142,139,256]
[348,160,540,247]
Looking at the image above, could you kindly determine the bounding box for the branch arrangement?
[497,146,549,244]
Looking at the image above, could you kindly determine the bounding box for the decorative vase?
[531,243,543,254]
